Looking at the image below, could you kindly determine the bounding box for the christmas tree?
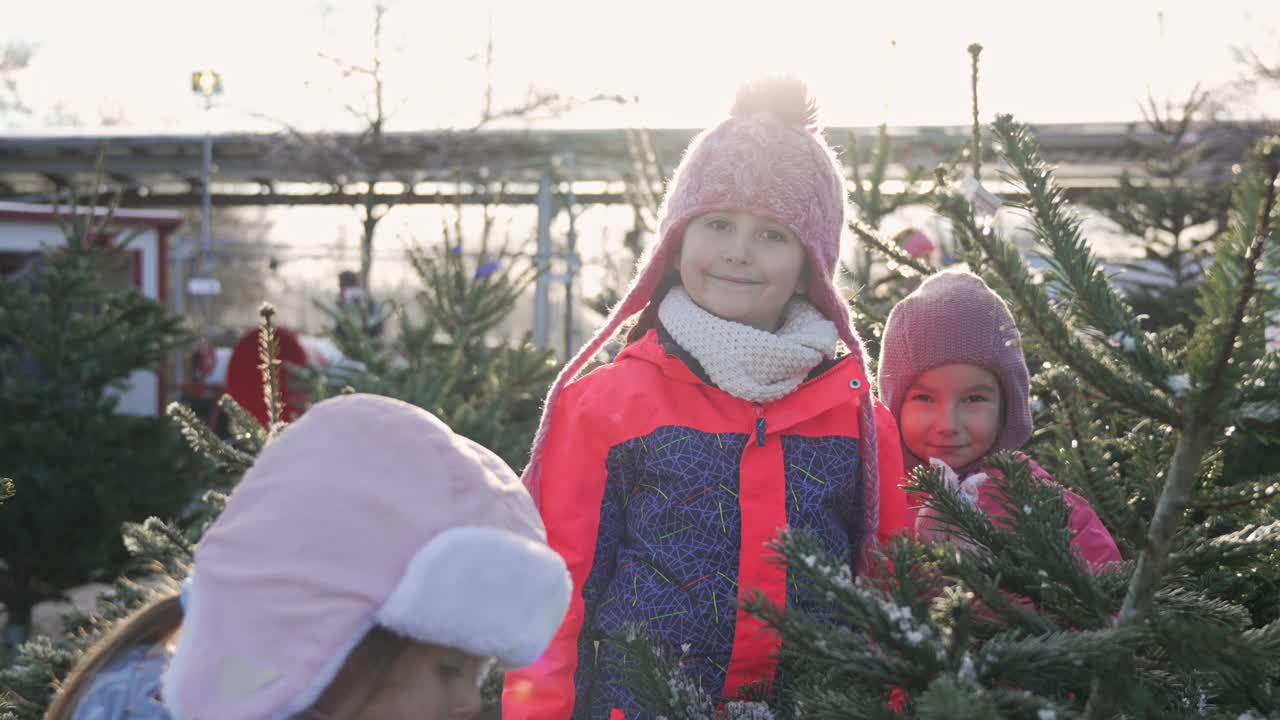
[0,305,289,720]
[306,209,560,470]
[1085,87,1235,331]
[0,187,208,650]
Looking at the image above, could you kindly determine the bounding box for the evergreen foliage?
[305,218,559,470]
[0,189,204,648]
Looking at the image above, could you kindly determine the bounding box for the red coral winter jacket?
[503,329,909,720]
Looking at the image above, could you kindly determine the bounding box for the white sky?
[5,0,1280,134]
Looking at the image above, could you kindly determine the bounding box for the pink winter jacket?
[912,454,1122,571]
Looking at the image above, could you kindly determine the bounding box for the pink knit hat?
[900,229,936,259]
[162,394,571,719]
[877,270,1032,472]
[522,76,881,543]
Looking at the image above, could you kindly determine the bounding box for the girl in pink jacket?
[877,269,1121,568]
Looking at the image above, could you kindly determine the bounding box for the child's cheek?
[898,408,930,458]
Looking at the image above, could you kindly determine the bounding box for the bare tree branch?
[0,41,34,117]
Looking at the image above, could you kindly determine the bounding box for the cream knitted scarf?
[658,286,838,403]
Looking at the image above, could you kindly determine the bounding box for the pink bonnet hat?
[161,393,571,719]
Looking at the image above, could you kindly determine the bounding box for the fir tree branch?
[140,517,195,561]
[219,394,269,454]
[848,125,892,224]
[987,454,1118,626]
[937,190,1182,425]
[789,684,900,720]
[978,626,1145,691]
[849,219,934,277]
[1188,475,1280,511]
[913,676,1003,720]
[166,402,255,474]
[885,165,936,214]
[1242,618,1280,663]
[943,557,1062,636]
[1082,422,1213,719]
[1151,586,1253,630]
[968,44,983,180]
[1051,383,1141,554]
[604,627,716,720]
[120,518,194,579]
[848,293,888,337]
[1188,145,1280,418]
[910,455,1120,632]
[257,303,284,433]
[1230,402,1280,438]
[1172,521,1280,578]
[748,532,948,695]
[991,115,1180,397]
[847,129,865,210]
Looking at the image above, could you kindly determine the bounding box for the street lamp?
[191,70,223,102]
[174,69,223,395]
[188,70,223,317]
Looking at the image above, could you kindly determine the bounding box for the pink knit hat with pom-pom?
[522,77,882,542]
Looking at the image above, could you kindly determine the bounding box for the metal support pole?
[172,238,187,389]
[197,129,213,330]
[201,132,212,272]
[189,68,221,333]
[533,170,553,348]
[561,154,579,359]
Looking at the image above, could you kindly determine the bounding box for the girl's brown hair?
[621,271,680,346]
[47,593,413,720]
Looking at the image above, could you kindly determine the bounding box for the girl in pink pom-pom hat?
[503,76,911,719]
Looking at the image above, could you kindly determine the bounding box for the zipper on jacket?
[754,404,766,447]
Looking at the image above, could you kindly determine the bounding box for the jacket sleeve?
[1062,489,1123,570]
[503,380,622,720]
[988,458,1123,572]
[873,399,910,545]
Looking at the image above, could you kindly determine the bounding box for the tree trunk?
[359,209,380,293]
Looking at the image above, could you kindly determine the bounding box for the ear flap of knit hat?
[521,239,677,504]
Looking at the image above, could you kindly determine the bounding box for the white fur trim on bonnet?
[376,525,572,668]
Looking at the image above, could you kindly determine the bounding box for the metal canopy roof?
[0,122,1264,208]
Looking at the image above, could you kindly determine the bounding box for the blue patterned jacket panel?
[572,425,862,717]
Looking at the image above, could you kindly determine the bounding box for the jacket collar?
[617,328,871,433]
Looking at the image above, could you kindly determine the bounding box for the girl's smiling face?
[676,210,808,332]
[899,363,1003,470]
[307,640,491,720]
[352,643,490,720]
